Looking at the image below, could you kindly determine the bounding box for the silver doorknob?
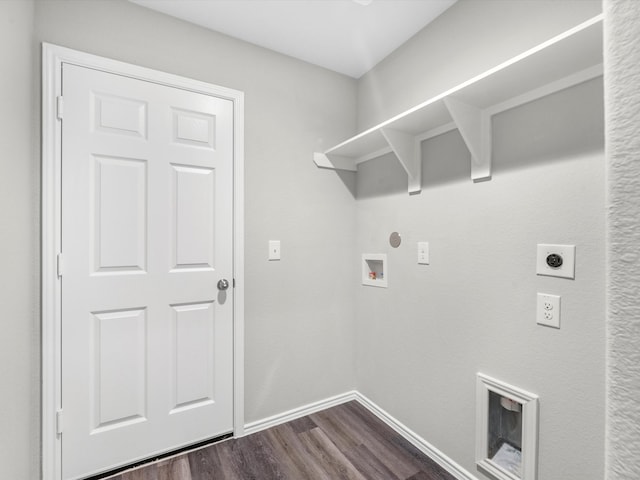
[217,279,230,291]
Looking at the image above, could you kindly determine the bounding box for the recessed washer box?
[362,254,387,288]
[536,244,575,279]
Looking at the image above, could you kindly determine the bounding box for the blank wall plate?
[536,244,575,279]
[537,293,560,328]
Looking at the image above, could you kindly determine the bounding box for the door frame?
[41,43,245,480]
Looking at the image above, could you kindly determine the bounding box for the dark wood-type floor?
[107,401,456,480]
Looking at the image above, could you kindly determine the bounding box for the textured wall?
[604,1,640,478]
[0,2,39,479]
[355,1,606,479]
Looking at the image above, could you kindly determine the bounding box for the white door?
[61,63,234,480]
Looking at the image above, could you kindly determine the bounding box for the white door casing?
[42,44,245,480]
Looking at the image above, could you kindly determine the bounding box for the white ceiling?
[130,0,457,78]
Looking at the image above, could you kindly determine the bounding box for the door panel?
[171,301,215,411]
[91,308,147,432]
[172,108,215,148]
[92,154,147,273]
[61,63,234,480]
[170,164,215,270]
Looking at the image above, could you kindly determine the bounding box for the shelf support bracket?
[380,128,422,194]
[444,97,492,181]
[313,152,357,172]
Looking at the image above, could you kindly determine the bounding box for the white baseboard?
[243,390,358,436]
[243,390,478,480]
[352,392,478,480]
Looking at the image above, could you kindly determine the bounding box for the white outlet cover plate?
[537,293,560,328]
[536,244,575,279]
[418,242,429,265]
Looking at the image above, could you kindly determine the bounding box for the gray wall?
[2,1,358,478]
[34,0,359,422]
[1,1,620,479]
[604,0,640,478]
[358,0,604,130]
[355,1,605,479]
[0,2,38,480]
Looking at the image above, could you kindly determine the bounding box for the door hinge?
[56,409,63,435]
[233,278,236,288]
[56,253,63,278]
[56,96,63,120]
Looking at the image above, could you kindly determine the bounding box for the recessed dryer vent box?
[476,374,539,480]
[362,254,387,288]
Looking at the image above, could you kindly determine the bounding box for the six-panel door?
[61,63,234,480]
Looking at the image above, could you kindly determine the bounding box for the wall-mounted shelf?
[313,15,603,194]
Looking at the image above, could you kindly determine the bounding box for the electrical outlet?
[536,244,575,279]
[537,293,560,328]
[418,242,429,265]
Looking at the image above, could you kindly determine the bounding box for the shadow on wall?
[335,169,357,198]
[356,77,604,199]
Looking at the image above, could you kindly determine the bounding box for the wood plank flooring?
[106,401,455,480]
